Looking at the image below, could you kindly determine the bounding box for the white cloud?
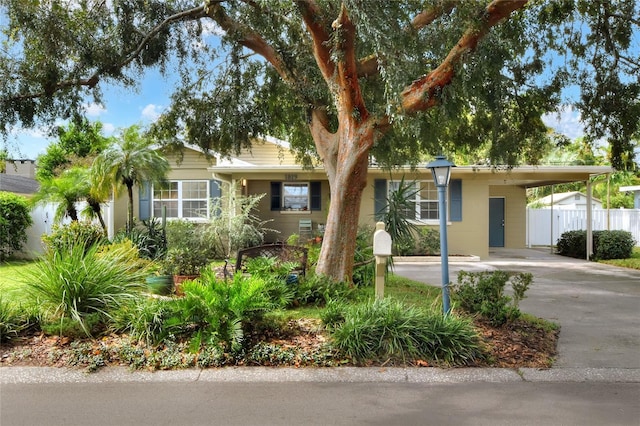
[84,102,107,117]
[141,104,162,122]
[201,20,225,37]
[542,106,585,141]
[102,123,116,135]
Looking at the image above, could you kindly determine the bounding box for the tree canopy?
[1,0,638,280]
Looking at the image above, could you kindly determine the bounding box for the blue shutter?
[449,179,462,222]
[209,180,222,217]
[310,181,321,211]
[374,179,387,221]
[139,181,151,220]
[209,180,221,199]
[271,182,281,211]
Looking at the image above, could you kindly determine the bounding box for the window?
[271,181,322,212]
[283,183,309,211]
[389,180,440,221]
[153,180,210,219]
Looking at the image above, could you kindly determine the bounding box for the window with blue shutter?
[374,179,387,221]
[449,179,462,222]
[139,181,151,220]
[310,181,321,211]
[270,182,281,210]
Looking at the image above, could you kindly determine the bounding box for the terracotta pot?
[172,274,199,296]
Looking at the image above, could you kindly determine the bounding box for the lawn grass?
[598,247,640,270]
[0,260,38,305]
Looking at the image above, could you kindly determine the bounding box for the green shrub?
[115,218,167,261]
[595,230,635,260]
[323,298,482,365]
[164,220,213,275]
[24,242,148,336]
[42,221,106,254]
[111,298,185,346]
[557,229,635,260]
[556,230,587,258]
[416,227,440,255]
[296,274,355,306]
[0,192,33,260]
[451,270,532,326]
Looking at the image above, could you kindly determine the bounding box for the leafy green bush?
[416,227,440,255]
[0,192,33,260]
[296,274,355,306]
[451,270,532,326]
[42,221,106,254]
[322,298,482,365]
[115,218,167,261]
[164,220,213,275]
[25,242,149,336]
[595,230,635,260]
[557,229,635,260]
[556,230,588,259]
[353,225,375,286]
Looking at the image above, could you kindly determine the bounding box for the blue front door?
[489,198,505,247]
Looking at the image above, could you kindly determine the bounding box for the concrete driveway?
[393,248,640,369]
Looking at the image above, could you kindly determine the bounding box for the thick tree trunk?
[314,112,374,282]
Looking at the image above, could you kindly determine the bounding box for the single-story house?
[118,137,611,260]
[529,191,603,210]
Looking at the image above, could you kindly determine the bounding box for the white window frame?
[153,180,210,221]
[282,182,310,212]
[389,180,446,224]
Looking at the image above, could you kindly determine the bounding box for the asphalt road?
[2,380,639,426]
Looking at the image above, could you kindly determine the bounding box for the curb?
[2,366,639,385]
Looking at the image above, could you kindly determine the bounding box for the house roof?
[619,185,640,192]
[533,191,602,206]
[207,136,614,186]
[0,174,39,194]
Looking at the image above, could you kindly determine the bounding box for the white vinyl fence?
[527,208,640,247]
[18,202,115,259]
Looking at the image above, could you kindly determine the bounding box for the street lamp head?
[426,155,455,187]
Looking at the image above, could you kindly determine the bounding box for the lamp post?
[426,155,455,314]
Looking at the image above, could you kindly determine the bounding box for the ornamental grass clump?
[322,298,483,365]
[24,241,149,336]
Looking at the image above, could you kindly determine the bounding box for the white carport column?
[586,179,593,260]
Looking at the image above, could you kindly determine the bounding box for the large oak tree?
[1,0,638,281]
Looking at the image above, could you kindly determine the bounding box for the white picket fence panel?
[527,208,640,247]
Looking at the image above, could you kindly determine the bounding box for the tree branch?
[296,0,335,82]
[356,0,457,78]
[3,4,209,102]
[205,3,296,85]
[401,0,528,113]
[334,4,368,122]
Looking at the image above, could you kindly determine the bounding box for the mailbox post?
[373,222,392,299]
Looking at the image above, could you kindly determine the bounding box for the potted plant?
[163,247,210,295]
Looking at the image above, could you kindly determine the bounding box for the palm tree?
[93,125,170,232]
[32,168,87,223]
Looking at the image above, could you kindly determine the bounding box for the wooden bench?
[234,243,309,278]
